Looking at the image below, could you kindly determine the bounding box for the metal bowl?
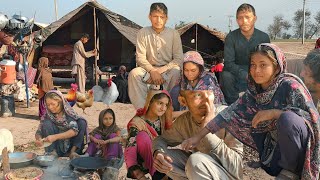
[0,152,37,169]
[34,155,55,167]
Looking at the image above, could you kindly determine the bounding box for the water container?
[0,60,16,84]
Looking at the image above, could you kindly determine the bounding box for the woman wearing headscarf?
[182,43,320,180]
[125,90,173,180]
[86,108,123,160]
[35,90,88,159]
[170,51,226,111]
[36,57,54,120]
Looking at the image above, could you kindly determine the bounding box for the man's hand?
[165,105,173,129]
[153,150,173,173]
[92,49,98,56]
[201,91,215,128]
[149,69,165,85]
[252,109,283,128]
[181,136,201,151]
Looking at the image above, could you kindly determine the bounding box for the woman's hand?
[96,139,105,145]
[35,135,43,147]
[153,150,173,173]
[101,140,110,145]
[44,135,58,143]
[252,109,283,128]
[35,139,43,147]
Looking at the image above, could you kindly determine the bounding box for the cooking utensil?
[70,157,109,170]
[0,152,37,169]
[34,155,55,167]
[5,167,43,180]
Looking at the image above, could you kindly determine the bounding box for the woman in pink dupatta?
[125,90,173,180]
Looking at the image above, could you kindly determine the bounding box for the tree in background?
[267,14,291,40]
[292,9,312,39]
[307,11,320,39]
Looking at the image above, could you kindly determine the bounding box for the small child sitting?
[86,108,123,160]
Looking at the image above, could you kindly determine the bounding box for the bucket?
[0,60,16,84]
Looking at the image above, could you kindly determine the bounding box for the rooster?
[92,78,119,107]
[76,89,94,114]
[66,83,78,107]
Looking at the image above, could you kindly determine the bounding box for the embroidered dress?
[206,43,320,179]
[124,90,172,178]
[35,90,88,156]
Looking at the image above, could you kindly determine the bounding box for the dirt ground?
[0,41,315,180]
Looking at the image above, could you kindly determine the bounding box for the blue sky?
[1,0,320,33]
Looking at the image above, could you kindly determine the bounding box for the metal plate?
[70,157,109,170]
[0,152,37,169]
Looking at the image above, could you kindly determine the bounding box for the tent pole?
[93,7,98,85]
[195,23,198,51]
[23,53,29,108]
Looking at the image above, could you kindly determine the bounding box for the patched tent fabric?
[178,22,225,65]
[36,1,141,68]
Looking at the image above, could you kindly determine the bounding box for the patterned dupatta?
[213,43,320,179]
[127,90,173,140]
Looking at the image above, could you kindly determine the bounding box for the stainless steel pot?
[0,152,37,169]
[34,155,55,167]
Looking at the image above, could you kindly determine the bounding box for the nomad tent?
[178,22,225,65]
[36,1,141,70]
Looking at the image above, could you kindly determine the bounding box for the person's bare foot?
[69,152,80,159]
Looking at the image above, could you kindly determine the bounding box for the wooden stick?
[2,147,10,178]
[93,7,98,85]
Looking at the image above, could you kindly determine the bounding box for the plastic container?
[0,59,16,84]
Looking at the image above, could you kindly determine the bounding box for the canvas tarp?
[36,1,141,68]
[178,22,225,65]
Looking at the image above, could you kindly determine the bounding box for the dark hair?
[150,3,168,16]
[81,33,90,39]
[303,49,320,83]
[236,3,256,17]
[150,92,170,105]
[251,44,278,68]
[98,108,115,128]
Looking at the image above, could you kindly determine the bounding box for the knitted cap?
[183,51,204,66]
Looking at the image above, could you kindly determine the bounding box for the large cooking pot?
[70,157,109,170]
[0,152,37,169]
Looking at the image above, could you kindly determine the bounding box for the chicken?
[0,129,14,156]
[76,89,94,114]
[76,91,87,103]
[66,83,78,107]
[92,78,119,107]
[102,79,119,106]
